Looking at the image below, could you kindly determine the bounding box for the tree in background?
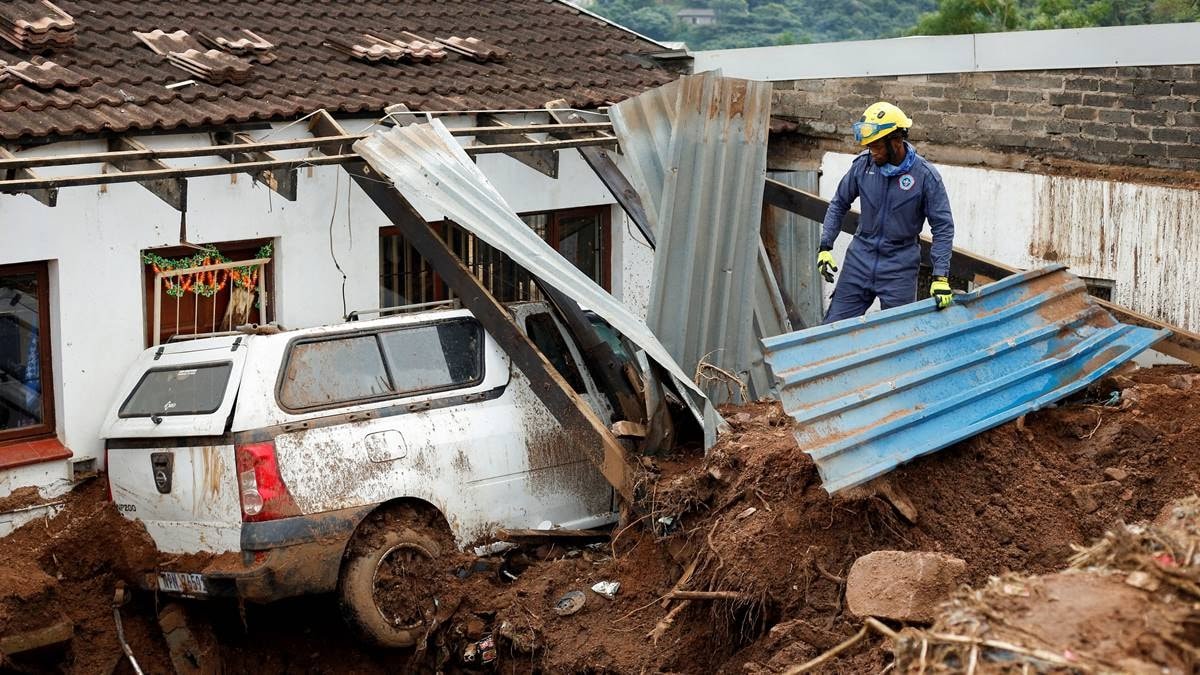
[910,0,1022,34]
[591,0,936,49]
[911,0,1200,34]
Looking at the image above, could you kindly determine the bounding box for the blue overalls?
[820,144,955,323]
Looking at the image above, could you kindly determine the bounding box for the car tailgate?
[103,338,249,553]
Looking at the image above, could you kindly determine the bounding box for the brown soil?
[0,365,1197,673]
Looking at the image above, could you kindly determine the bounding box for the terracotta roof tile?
[0,0,674,141]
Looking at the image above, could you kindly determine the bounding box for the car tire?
[337,508,451,648]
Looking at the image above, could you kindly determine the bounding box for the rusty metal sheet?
[353,121,720,448]
[764,266,1168,493]
[610,72,783,402]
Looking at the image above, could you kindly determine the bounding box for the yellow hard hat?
[853,102,913,146]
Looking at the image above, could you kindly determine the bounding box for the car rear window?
[278,319,485,411]
[119,363,233,418]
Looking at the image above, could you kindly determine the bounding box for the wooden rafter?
[107,136,186,211]
[214,131,297,200]
[547,100,656,248]
[474,113,559,178]
[0,146,57,207]
[309,110,642,502]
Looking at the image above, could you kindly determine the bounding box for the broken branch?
[668,590,751,602]
[647,600,689,644]
[782,624,869,674]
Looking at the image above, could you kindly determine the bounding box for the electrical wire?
[328,169,348,318]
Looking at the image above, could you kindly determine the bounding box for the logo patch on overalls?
[898,174,915,191]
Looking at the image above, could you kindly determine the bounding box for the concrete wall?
[0,116,653,496]
[819,151,1200,332]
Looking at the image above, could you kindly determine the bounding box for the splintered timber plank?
[308,110,640,502]
[761,178,1200,366]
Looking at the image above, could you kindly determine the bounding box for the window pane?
[525,313,587,393]
[556,213,602,282]
[120,363,232,417]
[0,272,45,432]
[378,320,483,395]
[281,336,392,409]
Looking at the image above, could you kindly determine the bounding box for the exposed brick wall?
[770,65,1200,172]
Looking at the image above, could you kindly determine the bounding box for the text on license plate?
[158,572,207,595]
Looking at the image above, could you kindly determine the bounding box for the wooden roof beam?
[0,147,57,207]
[546,100,655,248]
[106,136,186,211]
[474,113,559,179]
[215,131,297,201]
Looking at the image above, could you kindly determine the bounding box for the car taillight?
[234,441,299,522]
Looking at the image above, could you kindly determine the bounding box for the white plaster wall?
[819,151,1200,332]
[0,116,631,495]
[612,209,655,320]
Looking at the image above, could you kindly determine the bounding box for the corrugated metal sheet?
[765,170,823,329]
[763,266,1168,493]
[353,120,721,447]
[611,71,785,402]
[749,241,791,398]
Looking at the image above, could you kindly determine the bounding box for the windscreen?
[119,362,233,418]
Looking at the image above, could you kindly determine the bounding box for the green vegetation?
[589,0,1200,48]
[591,0,938,49]
[911,0,1200,34]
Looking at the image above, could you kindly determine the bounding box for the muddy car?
[103,303,619,646]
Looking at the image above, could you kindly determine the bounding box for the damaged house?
[0,0,691,514]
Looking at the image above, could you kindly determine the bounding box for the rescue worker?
[817,102,956,323]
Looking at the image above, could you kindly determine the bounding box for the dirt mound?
[396,365,1200,673]
[889,494,1200,673]
[1,365,1197,674]
[0,478,168,674]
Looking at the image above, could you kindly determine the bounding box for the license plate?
[157,572,207,595]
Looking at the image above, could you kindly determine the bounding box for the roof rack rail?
[345,299,461,321]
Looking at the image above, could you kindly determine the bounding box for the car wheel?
[337,509,452,648]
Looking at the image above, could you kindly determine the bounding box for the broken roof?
[0,0,676,142]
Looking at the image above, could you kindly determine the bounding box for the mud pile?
[0,365,1197,674]
[0,479,171,674]
[890,496,1200,673]
[417,365,1200,673]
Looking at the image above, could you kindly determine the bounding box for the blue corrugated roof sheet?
[763,266,1168,493]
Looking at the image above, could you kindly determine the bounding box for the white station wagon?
[103,302,621,646]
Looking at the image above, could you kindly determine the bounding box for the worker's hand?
[930,276,953,310]
[817,249,838,283]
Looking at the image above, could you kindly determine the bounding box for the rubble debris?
[553,590,586,616]
[2,366,1199,673]
[0,618,72,655]
[158,602,221,675]
[890,500,1200,673]
[590,580,620,600]
[461,634,496,665]
[845,551,966,623]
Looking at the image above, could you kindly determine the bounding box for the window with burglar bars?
[379,207,611,309]
[141,239,276,346]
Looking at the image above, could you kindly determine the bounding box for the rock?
[1103,467,1129,482]
[1126,420,1160,443]
[1070,486,1099,514]
[733,412,753,424]
[845,551,967,623]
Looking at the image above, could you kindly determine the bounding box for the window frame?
[117,361,235,419]
[377,204,613,308]
[0,261,55,445]
[275,317,487,414]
